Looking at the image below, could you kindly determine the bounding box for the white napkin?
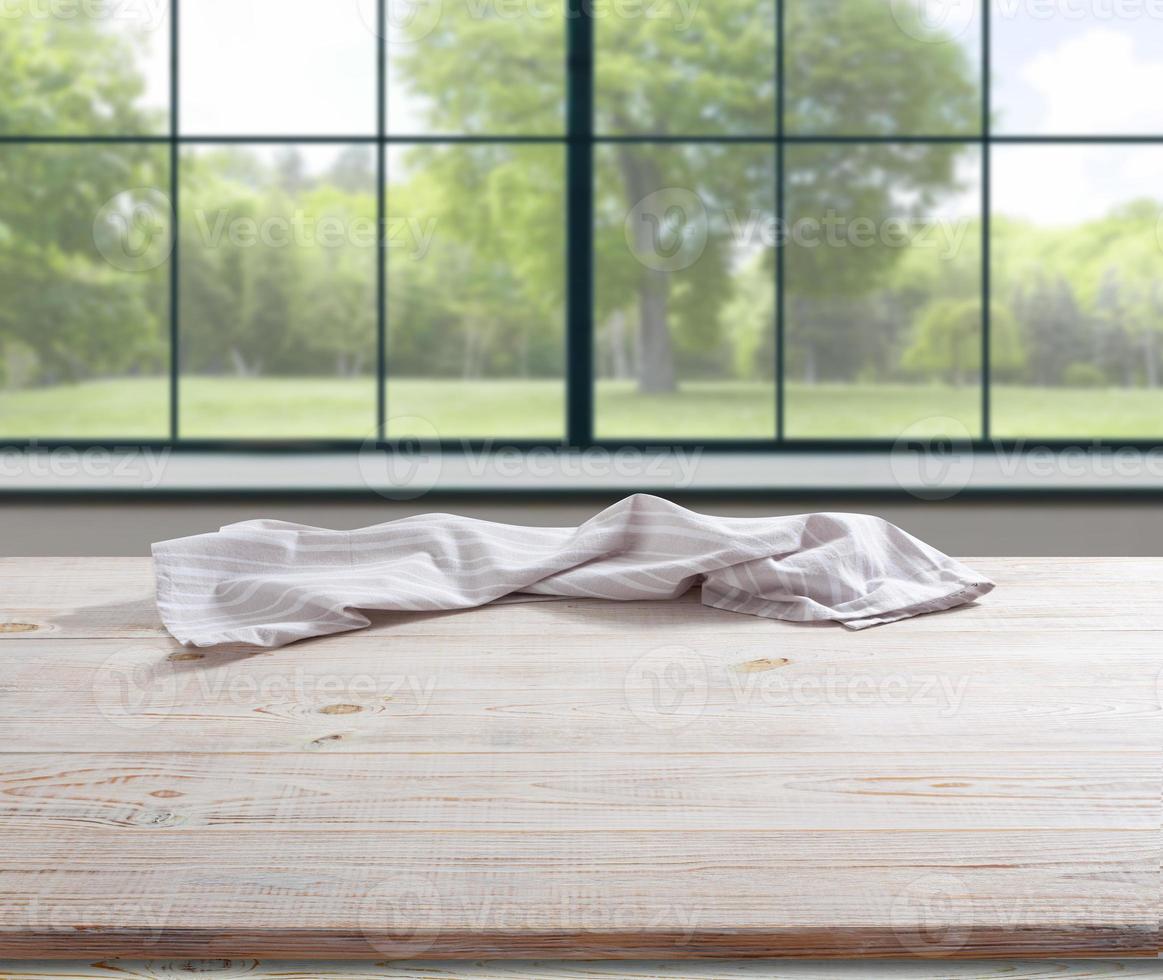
[152,494,993,648]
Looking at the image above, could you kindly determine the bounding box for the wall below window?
[2,497,1160,558]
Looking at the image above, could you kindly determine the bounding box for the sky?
[97,0,1163,224]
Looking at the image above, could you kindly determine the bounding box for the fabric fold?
[151,494,994,648]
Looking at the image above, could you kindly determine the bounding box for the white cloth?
[152,494,993,649]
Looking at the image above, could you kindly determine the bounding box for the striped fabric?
[152,494,994,649]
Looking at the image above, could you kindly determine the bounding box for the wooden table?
[0,557,1158,961]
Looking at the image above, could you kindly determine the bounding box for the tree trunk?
[608,309,632,380]
[637,270,676,393]
[229,347,252,377]
[1143,332,1159,388]
[616,145,677,394]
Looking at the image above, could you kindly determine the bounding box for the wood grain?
[1,753,1154,831]
[0,557,1158,959]
[1,632,1156,753]
[1,960,1160,978]
[4,558,1163,640]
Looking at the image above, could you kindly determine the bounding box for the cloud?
[1022,27,1163,134]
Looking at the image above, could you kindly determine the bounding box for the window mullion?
[776,0,785,443]
[377,0,388,441]
[566,0,594,448]
[981,0,992,441]
[169,0,180,441]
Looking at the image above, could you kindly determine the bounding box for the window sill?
[3,447,1163,497]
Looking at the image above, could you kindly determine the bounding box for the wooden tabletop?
[0,557,1158,961]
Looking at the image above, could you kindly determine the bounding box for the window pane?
[178,145,377,437]
[0,145,170,437]
[785,0,980,136]
[594,144,776,439]
[387,144,566,439]
[388,0,564,135]
[0,1,169,135]
[993,0,1163,134]
[785,143,981,439]
[992,145,1163,438]
[181,0,375,135]
[596,0,776,135]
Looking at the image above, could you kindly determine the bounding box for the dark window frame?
[3,0,1163,461]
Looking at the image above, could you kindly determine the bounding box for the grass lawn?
[1,377,1162,440]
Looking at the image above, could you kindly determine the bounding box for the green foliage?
[4,0,1163,418]
[1062,362,1107,388]
[902,300,1022,385]
[0,14,161,135]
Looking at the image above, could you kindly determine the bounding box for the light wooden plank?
[1,633,1156,753]
[4,558,1163,641]
[0,959,1159,978]
[1,753,1154,831]
[0,830,1154,957]
[0,557,1159,960]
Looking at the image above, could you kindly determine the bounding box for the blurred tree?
[0,14,161,135]
[902,299,1022,385]
[396,0,977,392]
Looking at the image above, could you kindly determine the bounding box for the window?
[1,0,1162,451]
